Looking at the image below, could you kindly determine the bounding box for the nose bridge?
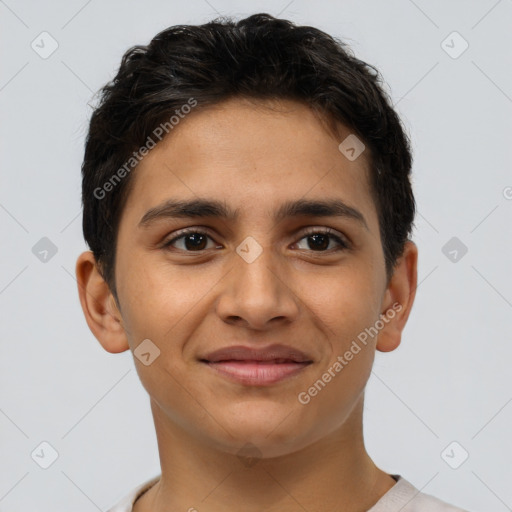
[236,244,279,298]
[216,236,299,328]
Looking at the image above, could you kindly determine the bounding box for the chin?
[214,434,309,461]
[207,411,314,458]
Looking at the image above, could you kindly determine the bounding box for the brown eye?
[163,230,220,252]
[309,233,329,250]
[295,229,349,252]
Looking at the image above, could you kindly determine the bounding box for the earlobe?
[75,251,130,354]
[376,241,418,353]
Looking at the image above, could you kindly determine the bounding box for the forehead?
[122,97,377,226]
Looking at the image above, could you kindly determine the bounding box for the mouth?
[199,344,313,386]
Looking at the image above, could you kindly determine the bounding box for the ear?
[75,250,130,353]
[376,240,418,353]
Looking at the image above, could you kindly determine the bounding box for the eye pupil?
[185,233,207,250]
[308,234,329,251]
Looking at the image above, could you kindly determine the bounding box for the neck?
[133,398,396,512]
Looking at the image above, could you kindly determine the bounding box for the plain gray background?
[1,1,511,511]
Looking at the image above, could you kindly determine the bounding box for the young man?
[76,13,468,512]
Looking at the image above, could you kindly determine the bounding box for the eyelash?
[161,227,350,253]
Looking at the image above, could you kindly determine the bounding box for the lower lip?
[203,360,311,386]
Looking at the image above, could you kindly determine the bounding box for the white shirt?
[107,474,468,511]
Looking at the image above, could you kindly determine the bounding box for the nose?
[215,243,300,331]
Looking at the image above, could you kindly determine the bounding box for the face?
[83,97,415,459]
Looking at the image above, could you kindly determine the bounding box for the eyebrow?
[138,197,368,230]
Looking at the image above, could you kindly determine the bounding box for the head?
[76,14,417,458]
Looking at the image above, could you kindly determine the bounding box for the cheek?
[304,266,382,338]
[117,255,208,340]
[307,267,382,407]
[117,264,207,416]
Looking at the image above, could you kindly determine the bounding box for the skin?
[76,97,417,512]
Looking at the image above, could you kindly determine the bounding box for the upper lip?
[201,344,313,363]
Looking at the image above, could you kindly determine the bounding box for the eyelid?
[299,226,346,239]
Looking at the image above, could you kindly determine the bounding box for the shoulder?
[368,475,469,512]
[107,475,160,512]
